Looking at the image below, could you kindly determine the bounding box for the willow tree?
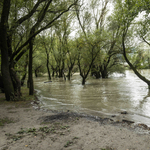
[135,10,150,69]
[76,34,102,85]
[0,0,79,100]
[113,0,150,88]
[75,0,109,84]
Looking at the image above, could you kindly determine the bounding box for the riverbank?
[0,94,150,150]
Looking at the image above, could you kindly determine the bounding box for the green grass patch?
[64,141,73,147]
[8,123,71,141]
[5,133,23,141]
[0,117,15,126]
[0,87,35,108]
[101,147,114,150]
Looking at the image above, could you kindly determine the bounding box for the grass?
[0,87,35,108]
[1,146,9,150]
[0,117,15,126]
[64,141,73,147]
[64,137,79,148]
[5,122,74,142]
[5,133,23,141]
[101,147,114,150]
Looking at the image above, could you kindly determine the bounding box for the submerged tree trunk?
[82,77,86,85]
[63,71,66,81]
[91,65,101,79]
[52,70,55,77]
[95,72,101,79]
[67,69,71,80]
[100,66,108,78]
[47,64,51,80]
[101,70,108,78]
[67,62,75,80]
[58,62,65,78]
[58,69,63,78]
[51,66,55,77]
[46,54,51,80]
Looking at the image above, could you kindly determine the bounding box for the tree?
[53,12,76,80]
[38,32,56,80]
[0,0,79,100]
[33,43,46,78]
[76,34,101,85]
[0,0,15,100]
[75,0,109,84]
[113,0,150,88]
[66,39,77,80]
[93,16,125,78]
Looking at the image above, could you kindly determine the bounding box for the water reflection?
[34,70,150,125]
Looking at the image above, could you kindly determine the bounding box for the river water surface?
[34,70,150,126]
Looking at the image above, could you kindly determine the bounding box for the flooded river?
[34,70,150,126]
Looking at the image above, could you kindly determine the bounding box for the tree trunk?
[95,72,101,79]
[101,70,108,78]
[101,71,108,78]
[58,69,63,78]
[0,0,15,101]
[100,65,108,78]
[148,57,150,69]
[91,65,96,76]
[82,77,86,85]
[67,63,75,80]
[58,65,64,78]
[51,66,56,77]
[21,73,27,86]
[1,57,14,100]
[0,75,4,93]
[10,68,21,97]
[67,69,71,80]
[21,54,28,86]
[52,70,55,77]
[91,65,101,79]
[34,65,42,78]
[28,40,34,95]
[46,56,51,80]
[58,61,65,78]
[34,69,38,78]
[63,71,66,81]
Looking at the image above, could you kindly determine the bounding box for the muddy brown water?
[34,70,150,126]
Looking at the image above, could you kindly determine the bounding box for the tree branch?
[13,1,78,63]
[10,0,46,34]
[142,36,150,47]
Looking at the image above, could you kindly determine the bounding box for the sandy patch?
[0,100,150,150]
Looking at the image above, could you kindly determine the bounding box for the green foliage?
[5,133,23,141]
[64,141,73,147]
[3,0,150,88]
[108,64,125,75]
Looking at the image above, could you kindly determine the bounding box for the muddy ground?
[0,94,150,150]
